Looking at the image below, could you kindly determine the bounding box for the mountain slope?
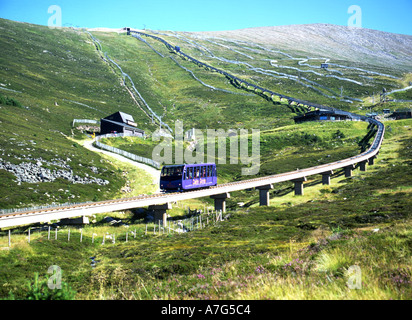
[197,24,412,72]
[0,20,411,301]
[0,19,161,208]
[0,19,411,209]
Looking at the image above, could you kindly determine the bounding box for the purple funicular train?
[160,163,217,191]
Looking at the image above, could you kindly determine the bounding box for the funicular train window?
[175,166,183,176]
[201,166,206,178]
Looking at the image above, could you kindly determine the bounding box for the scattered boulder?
[0,158,109,186]
[102,216,128,227]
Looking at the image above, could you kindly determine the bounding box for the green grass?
[0,18,411,300]
[0,19,165,209]
[0,18,408,208]
[0,120,410,300]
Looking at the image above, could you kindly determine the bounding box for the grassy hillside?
[0,19,161,208]
[0,18,411,300]
[89,30,294,131]
[2,18,406,209]
[0,119,410,300]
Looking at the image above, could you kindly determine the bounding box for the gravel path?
[82,139,161,193]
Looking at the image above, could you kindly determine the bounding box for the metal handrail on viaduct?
[0,30,386,229]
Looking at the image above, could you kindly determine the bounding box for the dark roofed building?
[294,109,360,123]
[389,110,412,120]
[100,111,145,136]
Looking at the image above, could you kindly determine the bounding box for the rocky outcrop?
[0,157,109,186]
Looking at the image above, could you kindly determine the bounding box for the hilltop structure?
[100,111,145,136]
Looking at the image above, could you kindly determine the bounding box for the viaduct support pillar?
[344,165,355,178]
[359,161,367,172]
[148,203,172,226]
[321,170,333,185]
[292,177,307,196]
[256,184,273,206]
[368,156,376,165]
[210,193,230,213]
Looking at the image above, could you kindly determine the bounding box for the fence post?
[126,232,128,243]
[48,226,50,240]
[134,229,137,238]
[80,229,83,243]
[68,229,70,242]
[8,230,11,247]
[28,228,30,244]
[55,228,58,240]
[145,224,147,235]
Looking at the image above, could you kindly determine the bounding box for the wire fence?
[72,119,100,126]
[0,208,226,249]
[94,133,161,169]
[150,209,224,235]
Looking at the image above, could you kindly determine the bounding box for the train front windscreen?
[160,165,184,190]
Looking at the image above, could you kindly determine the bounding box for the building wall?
[100,121,122,135]
[294,113,350,123]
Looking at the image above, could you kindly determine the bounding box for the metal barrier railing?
[95,134,161,169]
